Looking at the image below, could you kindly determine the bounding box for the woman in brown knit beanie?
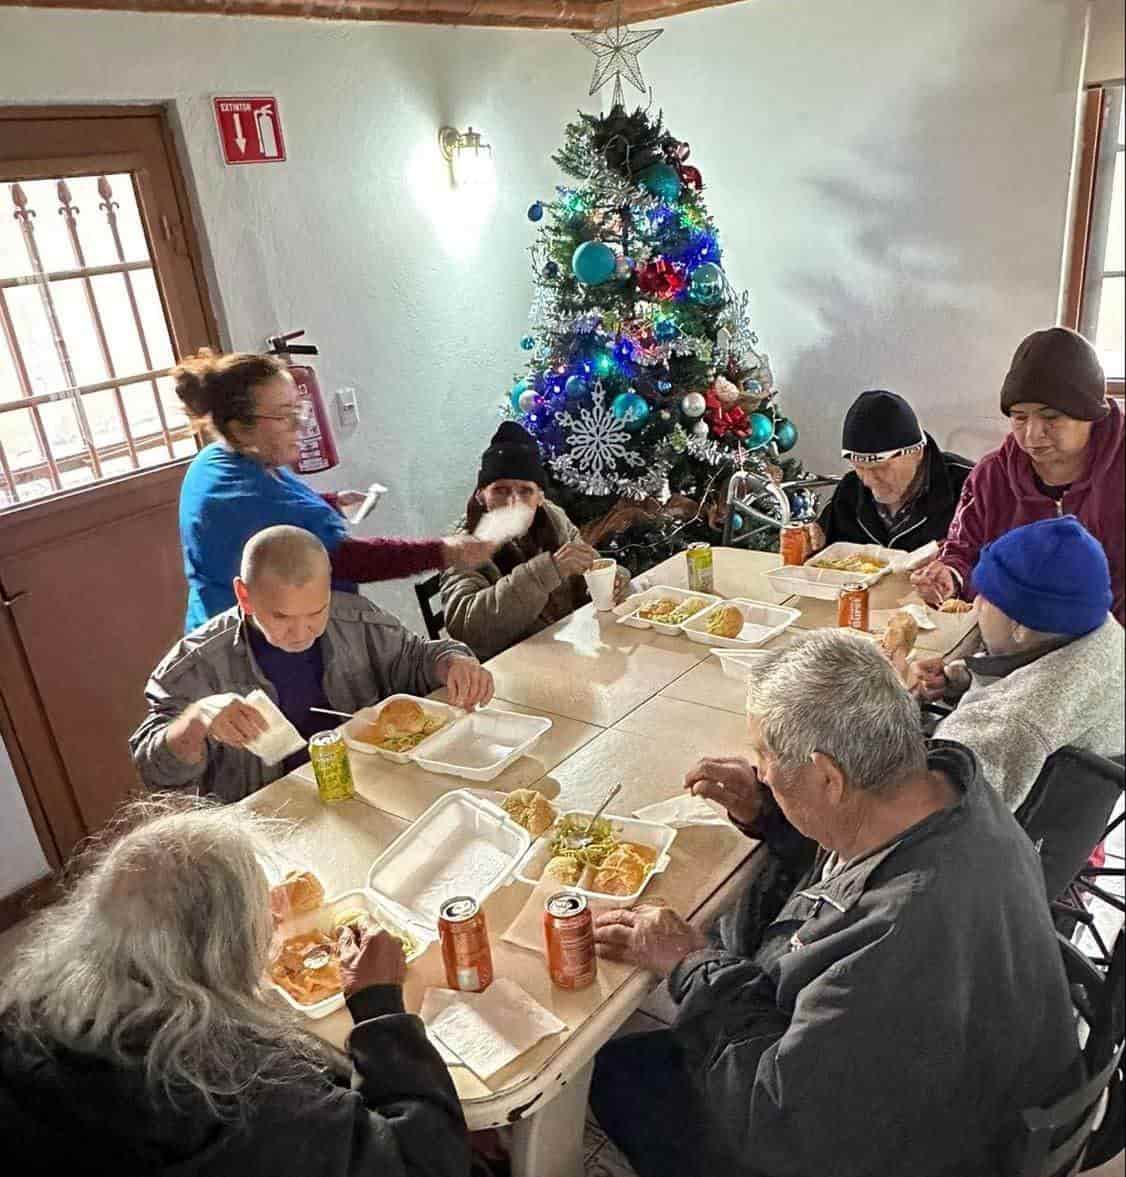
[912,327,1124,623]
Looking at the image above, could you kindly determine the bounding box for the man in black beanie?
[814,390,973,551]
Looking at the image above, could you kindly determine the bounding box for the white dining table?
[248,547,979,1177]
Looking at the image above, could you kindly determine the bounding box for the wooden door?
[0,107,217,901]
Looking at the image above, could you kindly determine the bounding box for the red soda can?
[779,523,808,566]
[543,891,597,990]
[837,582,870,631]
[438,896,493,993]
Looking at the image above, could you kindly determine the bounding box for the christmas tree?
[507,103,809,574]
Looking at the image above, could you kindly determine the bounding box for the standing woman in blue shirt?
[174,350,493,631]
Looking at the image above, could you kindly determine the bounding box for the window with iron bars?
[0,172,196,508]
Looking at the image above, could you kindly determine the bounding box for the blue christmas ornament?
[654,319,680,343]
[527,201,545,222]
[657,380,672,392]
[774,417,799,453]
[639,163,682,202]
[509,380,529,412]
[564,375,588,399]
[732,513,744,530]
[572,240,617,286]
[544,260,560,278]
[746,411,775,450]
[689,262,724,304]
[520,335,535,351]
[610,390,651,430]
[743,378,763,397]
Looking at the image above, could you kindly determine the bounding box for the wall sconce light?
[438,126,494,187]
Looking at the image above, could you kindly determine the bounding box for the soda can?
[309,730,355,803]
[439,896,493,993]
[685,543,714,594]
[779,523,808,566]
[543,891,597,990]
[837,582,870,631]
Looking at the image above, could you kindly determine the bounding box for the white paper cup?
[584,559,617,611]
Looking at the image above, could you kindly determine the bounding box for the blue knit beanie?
[971,516,1111,637]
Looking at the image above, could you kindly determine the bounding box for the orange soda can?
[837,583,870,631]
[544,891,597,990]
[780,523,808,566]
[438,896,493,993]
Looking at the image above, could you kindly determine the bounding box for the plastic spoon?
[310,707,352,720]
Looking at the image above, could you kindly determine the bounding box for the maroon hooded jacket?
[940,398,1124,623]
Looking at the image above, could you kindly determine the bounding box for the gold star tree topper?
[573,9,664,110]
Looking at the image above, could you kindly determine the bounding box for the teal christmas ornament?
[520,335,535,351]
[509,380,529,412]
[654,319,679,343]
[572,240,617,285]
[527,201,545,222]
[638,163,682,202]
[611,390,651,430]
[564,375,588,398]
[689,262,724,304]
[774,417,799,453]
[746,410,775,450]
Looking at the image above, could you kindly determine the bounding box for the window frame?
[1062,82,1125,398]
[0,105,219,511]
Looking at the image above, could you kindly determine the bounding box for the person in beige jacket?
[441,423,623,661]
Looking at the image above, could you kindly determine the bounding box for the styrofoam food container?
[515,810,677,908]
[681,598,801,649]
[710,647,777,679]
[343,694,461,763]
[366,790,530,931]
[410,707,553,782]
[765,542,896,601]
[267,886,434,1020]
[617,585,722,636]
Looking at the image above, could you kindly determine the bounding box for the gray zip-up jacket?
[669,742,1081,1177]
[130,592,471,802]
[936,616,1125,808]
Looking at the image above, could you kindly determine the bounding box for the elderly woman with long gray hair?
[0,797,470,1177]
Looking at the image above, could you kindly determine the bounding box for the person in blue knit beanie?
[908,516,1124,807]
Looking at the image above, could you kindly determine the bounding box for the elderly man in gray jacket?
[589,630,1081,1177]
[131,526,492,802]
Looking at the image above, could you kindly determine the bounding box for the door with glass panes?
[0,106,216,892]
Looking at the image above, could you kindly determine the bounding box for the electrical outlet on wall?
[336,387,360,429]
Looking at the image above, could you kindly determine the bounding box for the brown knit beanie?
[1000,327,1108,421]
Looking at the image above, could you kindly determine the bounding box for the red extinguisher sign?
[266,330,340,474]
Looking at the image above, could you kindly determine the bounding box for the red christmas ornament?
[636,259,688,300]
[704,388,749,439]
[678,165,704,190]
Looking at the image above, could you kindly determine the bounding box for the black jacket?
[0,986,470,1177]
[818,434,973,550]
[669,742,1082,1177]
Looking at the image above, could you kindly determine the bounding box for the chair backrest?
[1002,930,1125,1177]
[414,573,445,641]
[1014,747,1126,903]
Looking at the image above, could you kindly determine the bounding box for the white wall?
[0,7,589,626]
[0,0,1091,559]
[631,0,1087,477]
[0,739,49,895]
[1087,0,1125,83]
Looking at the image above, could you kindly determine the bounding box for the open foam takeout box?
[765,541,898,601]
[514,809,677,909]
[680,598,801,650]
[616,585,723,636]
[343,694,552,781]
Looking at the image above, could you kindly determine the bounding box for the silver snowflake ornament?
[554,388,646,495]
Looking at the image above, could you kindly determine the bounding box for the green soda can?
[309,730,355,803]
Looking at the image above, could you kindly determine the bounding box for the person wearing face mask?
[912,328,1124,623]
[131,526,493,802]
[812,389,973,552]
[440,422,627,660]
[174,349,494,632]
[903,516,1124,809]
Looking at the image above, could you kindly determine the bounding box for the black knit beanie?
[477,422,547,489]
[841,390,925,461]
[1000,328,1108,421]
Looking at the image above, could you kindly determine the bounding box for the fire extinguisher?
[266,329,340,475]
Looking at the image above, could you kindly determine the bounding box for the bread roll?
[543,855,582,886]
[270,870,324,919]
[502,789,557,837]
[591,845,651,897]
[374,699,427,738]
[939,598,973,614]
[881,612,919,660]
[706,604,745,639]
